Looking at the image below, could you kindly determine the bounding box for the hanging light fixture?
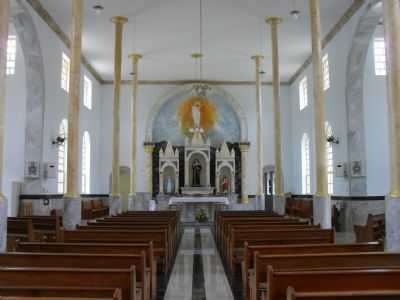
[290,0,300,20]
[93,0,104,15]
[192,0,210,97]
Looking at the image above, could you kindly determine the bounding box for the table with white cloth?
[168,196,229,223]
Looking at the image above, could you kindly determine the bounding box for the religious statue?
[164,176,175,194]
[221,176,230,194]
[192,159,202,186]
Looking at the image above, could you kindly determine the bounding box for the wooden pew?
[15,242,156,300]
[267,267,400,300]
[242,242,383,300]
[227,228,335,271]
[286,287,400,300]
[354,213,385,243]
[253,252,400,300]
[7,219,34,250]
[58,229,171,273]
[221,224,318,258]
[217,220,310,250]
[0,267,137,300]
[0,252,148,300]
[8,216,62,243]
[0,287,121,300]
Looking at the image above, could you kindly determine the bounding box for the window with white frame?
[322,54,330,90]
[61,52,70,92]
[57,119,68,194]
[6,35,17,76]
[83,76,92,110]
[301,133,311,194]
[325,122,334,194]
[374,37,387,76]
[81,131,91,194]
[299,77,308,111]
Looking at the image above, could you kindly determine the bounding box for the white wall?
[4,25,27,216]
[363,26,390,195]
[289,4,391,196]
[4,4,104,215]
[99,84,292,196]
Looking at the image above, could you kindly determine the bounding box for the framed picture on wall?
[350,160,363,177]
[25,161,40,178]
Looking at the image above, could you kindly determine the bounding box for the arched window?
[82,131,91,194]
[326,122,334,194]
[57,119,68,194]
[301,133,311,194]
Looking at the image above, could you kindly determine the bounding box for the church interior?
[1,0,400,299]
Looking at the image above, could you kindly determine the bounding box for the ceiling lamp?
[93,1,104,15]
[191,0,210,97]
[290,0,300,20]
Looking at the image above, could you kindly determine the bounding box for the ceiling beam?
[102,79,291,86]
[26,0,105,84]
[289,0,365,85]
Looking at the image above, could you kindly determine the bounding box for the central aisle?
[164,227,234,300]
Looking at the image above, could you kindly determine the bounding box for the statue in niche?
[192,159,202,186]
[164,176,175,194]
[221,176,230,194]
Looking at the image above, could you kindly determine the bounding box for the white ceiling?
[38,0,355,82]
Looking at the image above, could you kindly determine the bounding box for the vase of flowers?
[195,208,208,223]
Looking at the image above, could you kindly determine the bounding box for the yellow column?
[266,17,284,196]
[144,144,155,195]
[252,55,265,209]
[63,0,83,229]
[309,0,328,197]
[65,0,83,198]
[309,0,331,228]
[0,0,10,252]
[128,54,142,196]
[239,143,250,203]
[383,0,400,251]
[110,16,128,198]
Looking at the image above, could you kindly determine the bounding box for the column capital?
[239,142,250,152]
[144,142,155,153]
[111,16,128,24]
[266,17,282,25]
[251,55,264,61]
[129,53,143,61]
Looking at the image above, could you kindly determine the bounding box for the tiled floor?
[164,227,234,300]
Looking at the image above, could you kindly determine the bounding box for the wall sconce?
[327,135,340,145]
[52,136,66,146]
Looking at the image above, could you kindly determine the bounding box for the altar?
[168,196,229,223]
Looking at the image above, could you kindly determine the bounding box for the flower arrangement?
[195,208,208,223]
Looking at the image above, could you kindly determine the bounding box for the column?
[128,54,142,211]
[252,55,265,210]
[144,143,155,207]
[309,0,331,228]
[64,0,83,230]
[383,0,400,251]
[267,17,285,215]
[239,143,250,204]
[109,16,128,216]
[0,0,9,252]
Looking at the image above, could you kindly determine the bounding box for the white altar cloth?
[168,197,229,206]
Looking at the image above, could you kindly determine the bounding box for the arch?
[325,122,334,195]
[10,0,45,193]
[145,84,248,143]
[301,133,311,194]
[82,131,91,194]
[57,119,68,194]
[345,0,381,195]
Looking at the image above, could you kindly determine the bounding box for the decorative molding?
[289,0,365,85]
[26,0,104,84]
[102,79,290,86]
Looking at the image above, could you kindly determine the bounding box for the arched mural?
[146,84,247,146]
